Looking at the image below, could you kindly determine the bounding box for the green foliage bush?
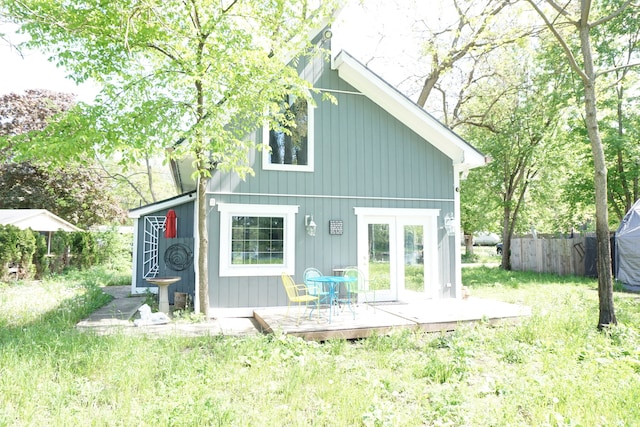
[0,225,36,280]
[60,230,132,273]
[0,226,132,280]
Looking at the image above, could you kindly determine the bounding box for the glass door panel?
[368,223,391,295]
[403,225,425,293]
[357,209,439,302]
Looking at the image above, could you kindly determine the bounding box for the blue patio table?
[306,275,356,323]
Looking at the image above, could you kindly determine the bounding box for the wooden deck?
[254,297,532,341]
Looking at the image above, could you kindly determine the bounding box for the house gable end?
[331,50,485,172]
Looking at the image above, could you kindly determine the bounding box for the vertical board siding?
[206,54,457,309]
[134,201,195,294]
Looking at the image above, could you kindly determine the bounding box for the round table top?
[306,275,356,283]
[145,277,181,285]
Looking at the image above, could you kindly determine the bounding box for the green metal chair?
[343,267,375,311]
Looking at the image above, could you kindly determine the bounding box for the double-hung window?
[263,95,314,172]
[218,203,298,277]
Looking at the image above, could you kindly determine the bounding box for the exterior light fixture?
[444,213,456,236]
[305,215,317,237]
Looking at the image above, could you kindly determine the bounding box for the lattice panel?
[142,216,166,279]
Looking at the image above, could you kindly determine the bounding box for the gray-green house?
[129,34,486,317]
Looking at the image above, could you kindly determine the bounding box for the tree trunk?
[197,174,210,317]
[501,206,512,270]
[464,234,474,255]
[580,24,616,329]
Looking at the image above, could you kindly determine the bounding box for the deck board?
[254,297,531,340]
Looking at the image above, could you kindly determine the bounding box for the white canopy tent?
[0,209,82,255]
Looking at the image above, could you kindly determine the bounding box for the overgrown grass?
[1,267,639,425]
[462,245,501,264]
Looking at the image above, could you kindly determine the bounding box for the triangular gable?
[0,209,82,232]
[168,34,487,194]
[331,50,486,172]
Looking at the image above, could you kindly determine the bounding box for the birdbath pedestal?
[146,277,180,314]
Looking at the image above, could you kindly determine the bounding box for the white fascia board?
[128,193,196,219]
[0,209,82,232]
[331,51,485,171]
[38,211,83,232]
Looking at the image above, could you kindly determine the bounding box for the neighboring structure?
[129,30,486,316]
[0,209,81,232]
[0,209,82,255]
[616,199,640,286]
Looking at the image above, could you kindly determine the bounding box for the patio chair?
[303,267,330,302]
[280,273,319,325]
[304,267,333,319]
[343,267,376,311]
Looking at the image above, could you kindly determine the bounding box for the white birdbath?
[145,277,180,314]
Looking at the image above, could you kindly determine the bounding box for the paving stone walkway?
[76,286,261,337]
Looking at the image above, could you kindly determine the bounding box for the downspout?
[453,165,464,299]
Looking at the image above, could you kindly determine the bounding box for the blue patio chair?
[303,267,331,308]
[343,267,375,311]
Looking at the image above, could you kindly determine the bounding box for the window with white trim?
[218,203,298,277]
[262,96,314,172]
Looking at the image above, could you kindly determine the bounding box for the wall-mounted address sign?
[329,220,343,235]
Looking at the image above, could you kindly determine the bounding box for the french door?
[355,208,440,302]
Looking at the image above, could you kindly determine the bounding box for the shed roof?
[128,191,196,219]
[0,209,82,232]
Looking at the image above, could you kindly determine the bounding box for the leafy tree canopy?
[0,161,127,227]
[0,89,74,137]
[2,0,338,175]
[0,90,126,227]
[2,0,338,315]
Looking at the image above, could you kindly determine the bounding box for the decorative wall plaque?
[329,220,343,235]
[164,243,194,271]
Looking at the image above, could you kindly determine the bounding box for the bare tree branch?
[95,159,151,205]
[525,0,590,82]
[596,61,640,78]
[544,0,574,18]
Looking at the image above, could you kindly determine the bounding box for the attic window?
[262,96,314,172]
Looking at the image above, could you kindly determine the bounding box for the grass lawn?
[1,266,640,426]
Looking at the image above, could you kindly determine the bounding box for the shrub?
[0,225,37,280]
[1,227,132,281]
[32,233,50,278]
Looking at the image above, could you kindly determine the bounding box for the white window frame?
[262,100,314,172]
[218,203,298,277]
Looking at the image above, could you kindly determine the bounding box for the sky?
[0,23,100,102]
[0,1,427,104]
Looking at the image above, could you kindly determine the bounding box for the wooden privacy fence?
[510,235,596,277]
